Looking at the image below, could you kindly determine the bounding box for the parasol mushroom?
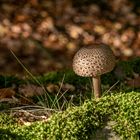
[73,43,116,98]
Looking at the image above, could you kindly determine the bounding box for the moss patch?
[0,92,140,140]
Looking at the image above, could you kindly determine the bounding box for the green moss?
[28,70,89,86]
[14,122,48,140]
[1,92,140,140]
[0,113,20,140]
[46,100,103,140]
[0,113,17,127]
[46,92,140,140]
[111,92,140,139]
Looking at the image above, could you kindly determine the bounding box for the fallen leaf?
[0,88,15,99]
[67,25,84,39]
[18,84,45,97]
[19,97,33,104]
[46,84,59,93]
[94,25,106,34]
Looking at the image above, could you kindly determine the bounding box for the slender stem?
[92,76,101,98]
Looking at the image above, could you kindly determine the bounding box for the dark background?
[0,0,140,75]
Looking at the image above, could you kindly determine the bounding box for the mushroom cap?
[73,44,116,77]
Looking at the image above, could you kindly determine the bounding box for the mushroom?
[72,43,116,98]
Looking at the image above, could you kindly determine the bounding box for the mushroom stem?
[92,76,101,98]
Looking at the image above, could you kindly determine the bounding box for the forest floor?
[0,0,140,75]
[0,1,140,139]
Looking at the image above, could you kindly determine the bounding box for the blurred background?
[0,0,140,75]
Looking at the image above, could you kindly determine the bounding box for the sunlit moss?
[0,92,140,140]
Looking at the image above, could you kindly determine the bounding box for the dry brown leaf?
[15,14,29,22]
[127,77,140,88]
[94,25,106,34]
[19,97,33,104]
[19,84,45,97]
[67,25,84,39]
[0,24,8,37]
[0,88,15,99]
[66,42,76,53]
[46,84,59,93]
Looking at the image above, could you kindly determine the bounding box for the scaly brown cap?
[73,44,116,77]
